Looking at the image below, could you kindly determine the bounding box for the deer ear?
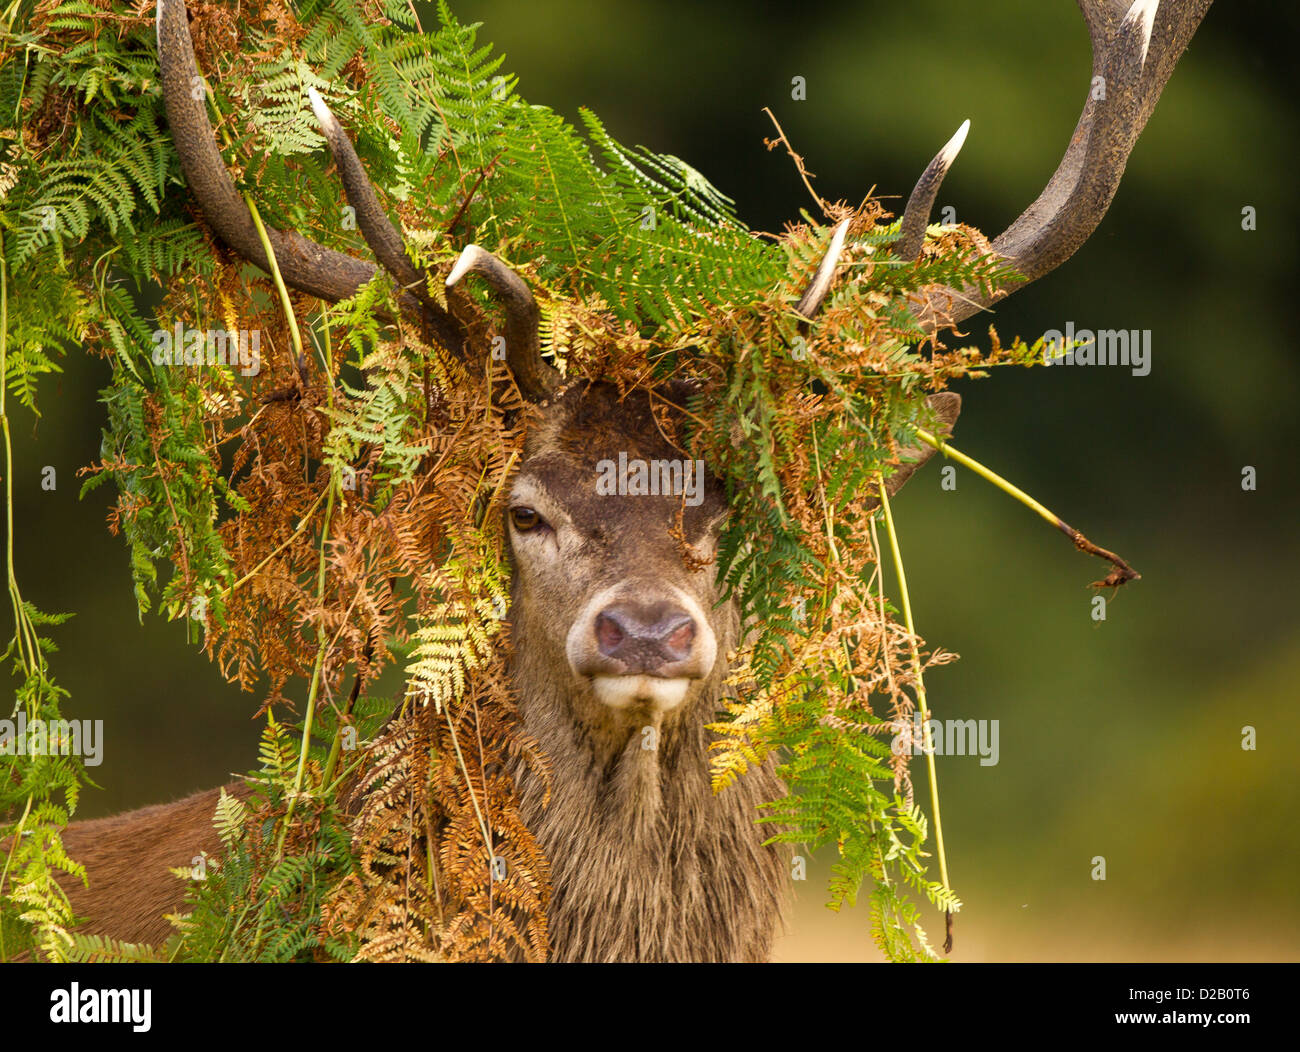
[921,390,961,440]
[865,391,961,510]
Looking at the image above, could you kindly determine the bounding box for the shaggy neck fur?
[509,598,789,963]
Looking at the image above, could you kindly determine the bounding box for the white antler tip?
[307,87,337,133]
[1124,0,1159,69]
[446,245,485,287]
[941,119,971,166]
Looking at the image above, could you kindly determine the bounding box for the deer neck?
[508,604,789,962]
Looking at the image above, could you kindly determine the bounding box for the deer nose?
[593,601,696,675]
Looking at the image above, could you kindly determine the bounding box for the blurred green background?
[9,0,1296,960]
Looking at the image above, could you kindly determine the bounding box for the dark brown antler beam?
[157,0,373,301]
[156,0,463,356]
[306,88,465,357]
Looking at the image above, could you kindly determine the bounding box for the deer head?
[152,0,1210,961]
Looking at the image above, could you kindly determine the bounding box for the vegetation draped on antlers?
[160,0,1212,358]
[0,0,1209,962]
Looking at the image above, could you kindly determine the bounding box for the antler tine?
[157,0,377,304]
[307,88,465,358]
[794,219,850,319]
[799,118,968,316]
[446,247,559,402]
[913,0,1213,332]
[895,120,970,263]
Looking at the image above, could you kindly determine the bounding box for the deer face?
[506,382,730,721]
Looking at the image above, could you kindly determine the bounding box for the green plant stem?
[320,693,349,792]
[207,96,327,864]
[0,258,39,679]
[241,208,334,862]
[273,512,335,865]
[317,317,361,796]
[207,79,303,364]
[914,427,1062,530]
[243,198,305,366]
[0,236,31,958]
[0,231,76,961]
[876,480,952,906]
[914,427,1139,587]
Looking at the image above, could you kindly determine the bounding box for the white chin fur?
[592,675,691,712]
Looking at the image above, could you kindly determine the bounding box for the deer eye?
[509,506,546,532]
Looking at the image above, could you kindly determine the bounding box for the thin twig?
[761,107,828,214]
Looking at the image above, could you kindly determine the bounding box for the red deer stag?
[46,0,1210,961]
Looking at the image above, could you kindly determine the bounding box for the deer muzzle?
[567,587,717,712]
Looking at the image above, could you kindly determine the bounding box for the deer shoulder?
[53,781,249,947]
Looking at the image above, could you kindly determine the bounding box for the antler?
[797,118,967,315]
[304,88,467,357]
[303,88,557,401]
[796,0,1212,332]
[794,219,850,318]
[895,120,970,264]
[156,0,464,356]
[160,0,561,398]
[911,0,1213,330]
[797,119,968,316]
[304,83,559,397]
[446,247,559,401]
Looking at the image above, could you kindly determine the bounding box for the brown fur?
[54,783,245,947]
[45,384,956,961]
[507,383,788,961]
